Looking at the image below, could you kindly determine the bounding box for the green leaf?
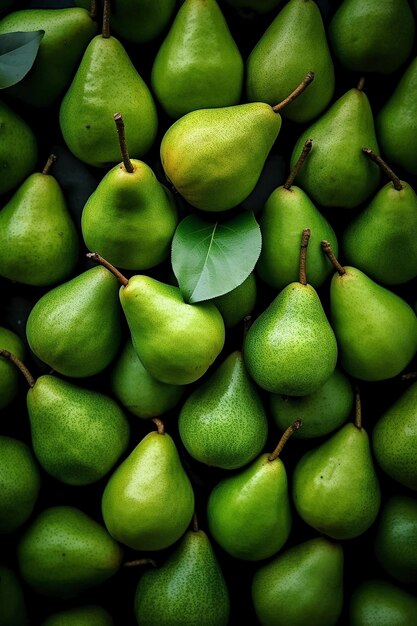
[0,30,44,89]
[172,212,262,303]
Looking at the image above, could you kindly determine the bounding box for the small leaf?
[0,30,44,89]
[172,212,262,303]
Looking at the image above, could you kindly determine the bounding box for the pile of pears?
[1,0,417,624]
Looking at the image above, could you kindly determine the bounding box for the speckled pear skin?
[0,327,25,410]
[0,565,28,626]
[349,579,417,626]
[17,506,123,598]
[134,529,230,626]
[101,430,195,551]
[27,375,130,486]
[0,100,37,195]
[160,102,282,212]
[60,35,158,167]
[41,605,114,626]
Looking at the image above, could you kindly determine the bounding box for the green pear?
[372,381,417,491]
[343,149,417,285]
[251,537,344,626]
[212,272,257,329]
[152,0,243,119]
[323,241,417,381]
[25,266,121,378]
[374,495,417,585]
[290,81,380,209]
[207,421,300,561]
[81,113,178,270]
[134,525,230,626]
[0,326,25,409]
[0,7,97,107]
[17,506,123,598]
[0,565,28,626]
[256,139,339,290]
[0,155,79,286]
[105,0,176,43]
[102,419,194,551]
[110,338,185,418]
[349,579,417,626]
[59,1,158,167]
[377,56,417,176]
[246,0,334,123]
[160,71,314,212]
[270,367,354,439]
[0,99,37,196]
[244,229,338,395]
[0,436,41,534]
[329,0,415,75]
[178,350,268,470]
[41,606,114,626]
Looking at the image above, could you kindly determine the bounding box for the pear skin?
[350,579,417,626]
[0,99,37,195]
[0,565,28,626]
[0,327,25,410]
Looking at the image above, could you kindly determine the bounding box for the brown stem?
[299,228,311,286]
[354,385,362,430]
[86,252,128,286]
[272,71,315,113]
[362,148,403,190]
[42,154,56,175]
[89,0,98,19]
[268,419,302,461]
[284,139,313,190]
[321,241,346,276]
[357,77,365,92]
[102,0,111,38]
[114,113,134,173]
[192,512,199,532]
[0,349,35,387]
[123,558,156,568]
[152,418,165,435]
[401,371,417,380]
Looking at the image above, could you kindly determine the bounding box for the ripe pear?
[246,0,334,123]
[0,7,97,107]
[178,350,268,470]
[17,506,123,598]
[0,99,37,196]
[151,0,243,119]
[323,241,417,381]
[134,524,230,626]
[41,606,114,626]
[0,326,25,409]
[0,565,28,626]
[0,155,79,286]
[349,579,417,626]
[244,229,338,395]
[102,419,195,551]
[81,114,178,270]
[251,537,344,626]
[160,71,314,212]
[290,81,380,209]
[103,0,176,44]
[212,272,257,328]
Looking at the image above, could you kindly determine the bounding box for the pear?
[151,0,243,119]
[81,113,178,270]
[25,265,122,378]
[0,436,41,534]
[212,272,257,329]
[41,606,114,626]
[322,241,417,381]
[292,390,381,540]
[256,139,339,290]
[270,367,354,439]
[246,0,334,123]
[110,338,185,419]
[0,326,25,409]
[0,350,130,486]
[377,56,417,176]
[59,0,158,167]
[290,80,380,209]
[0,565,28,626]
[17,506,123,598]
[206,421,300,561]
[329,0,415,75]
[343,149,417,285]
[0,7,97,107]
[178,349,268,470]
[102,419,195,551]
[372,381,417,491]
[0,99,37,196]
[0,154,79,286]
[244,229,338,396]
[349,579,417,626]
[134,521,230,626]
[160,71,314,212]
[106,0,176,43]
[251,537,344,626]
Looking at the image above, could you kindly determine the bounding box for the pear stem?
[123,558,156,568]
[102,0,111,38]
[0,349,35,388]
[284,139,313,190]
[299,228,311,286]
[89,0,97,19]
[354,385,362,430]
[114,113,134,173]
[401,371,417,380]
[362,148,403,191]
[272,71,315,113]
[192,512,199,532]
[321,241,346,276]
[86,252,128,286]
[152,418,165,435]
[357,77,365,92]
[42,154,56,175]
[268,419,302,461]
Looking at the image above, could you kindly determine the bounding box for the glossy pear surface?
[350,579,417,626]
[0,565,28,626]
[41,606,114,626]
[0,327,25,409]
[0,99,37,195]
